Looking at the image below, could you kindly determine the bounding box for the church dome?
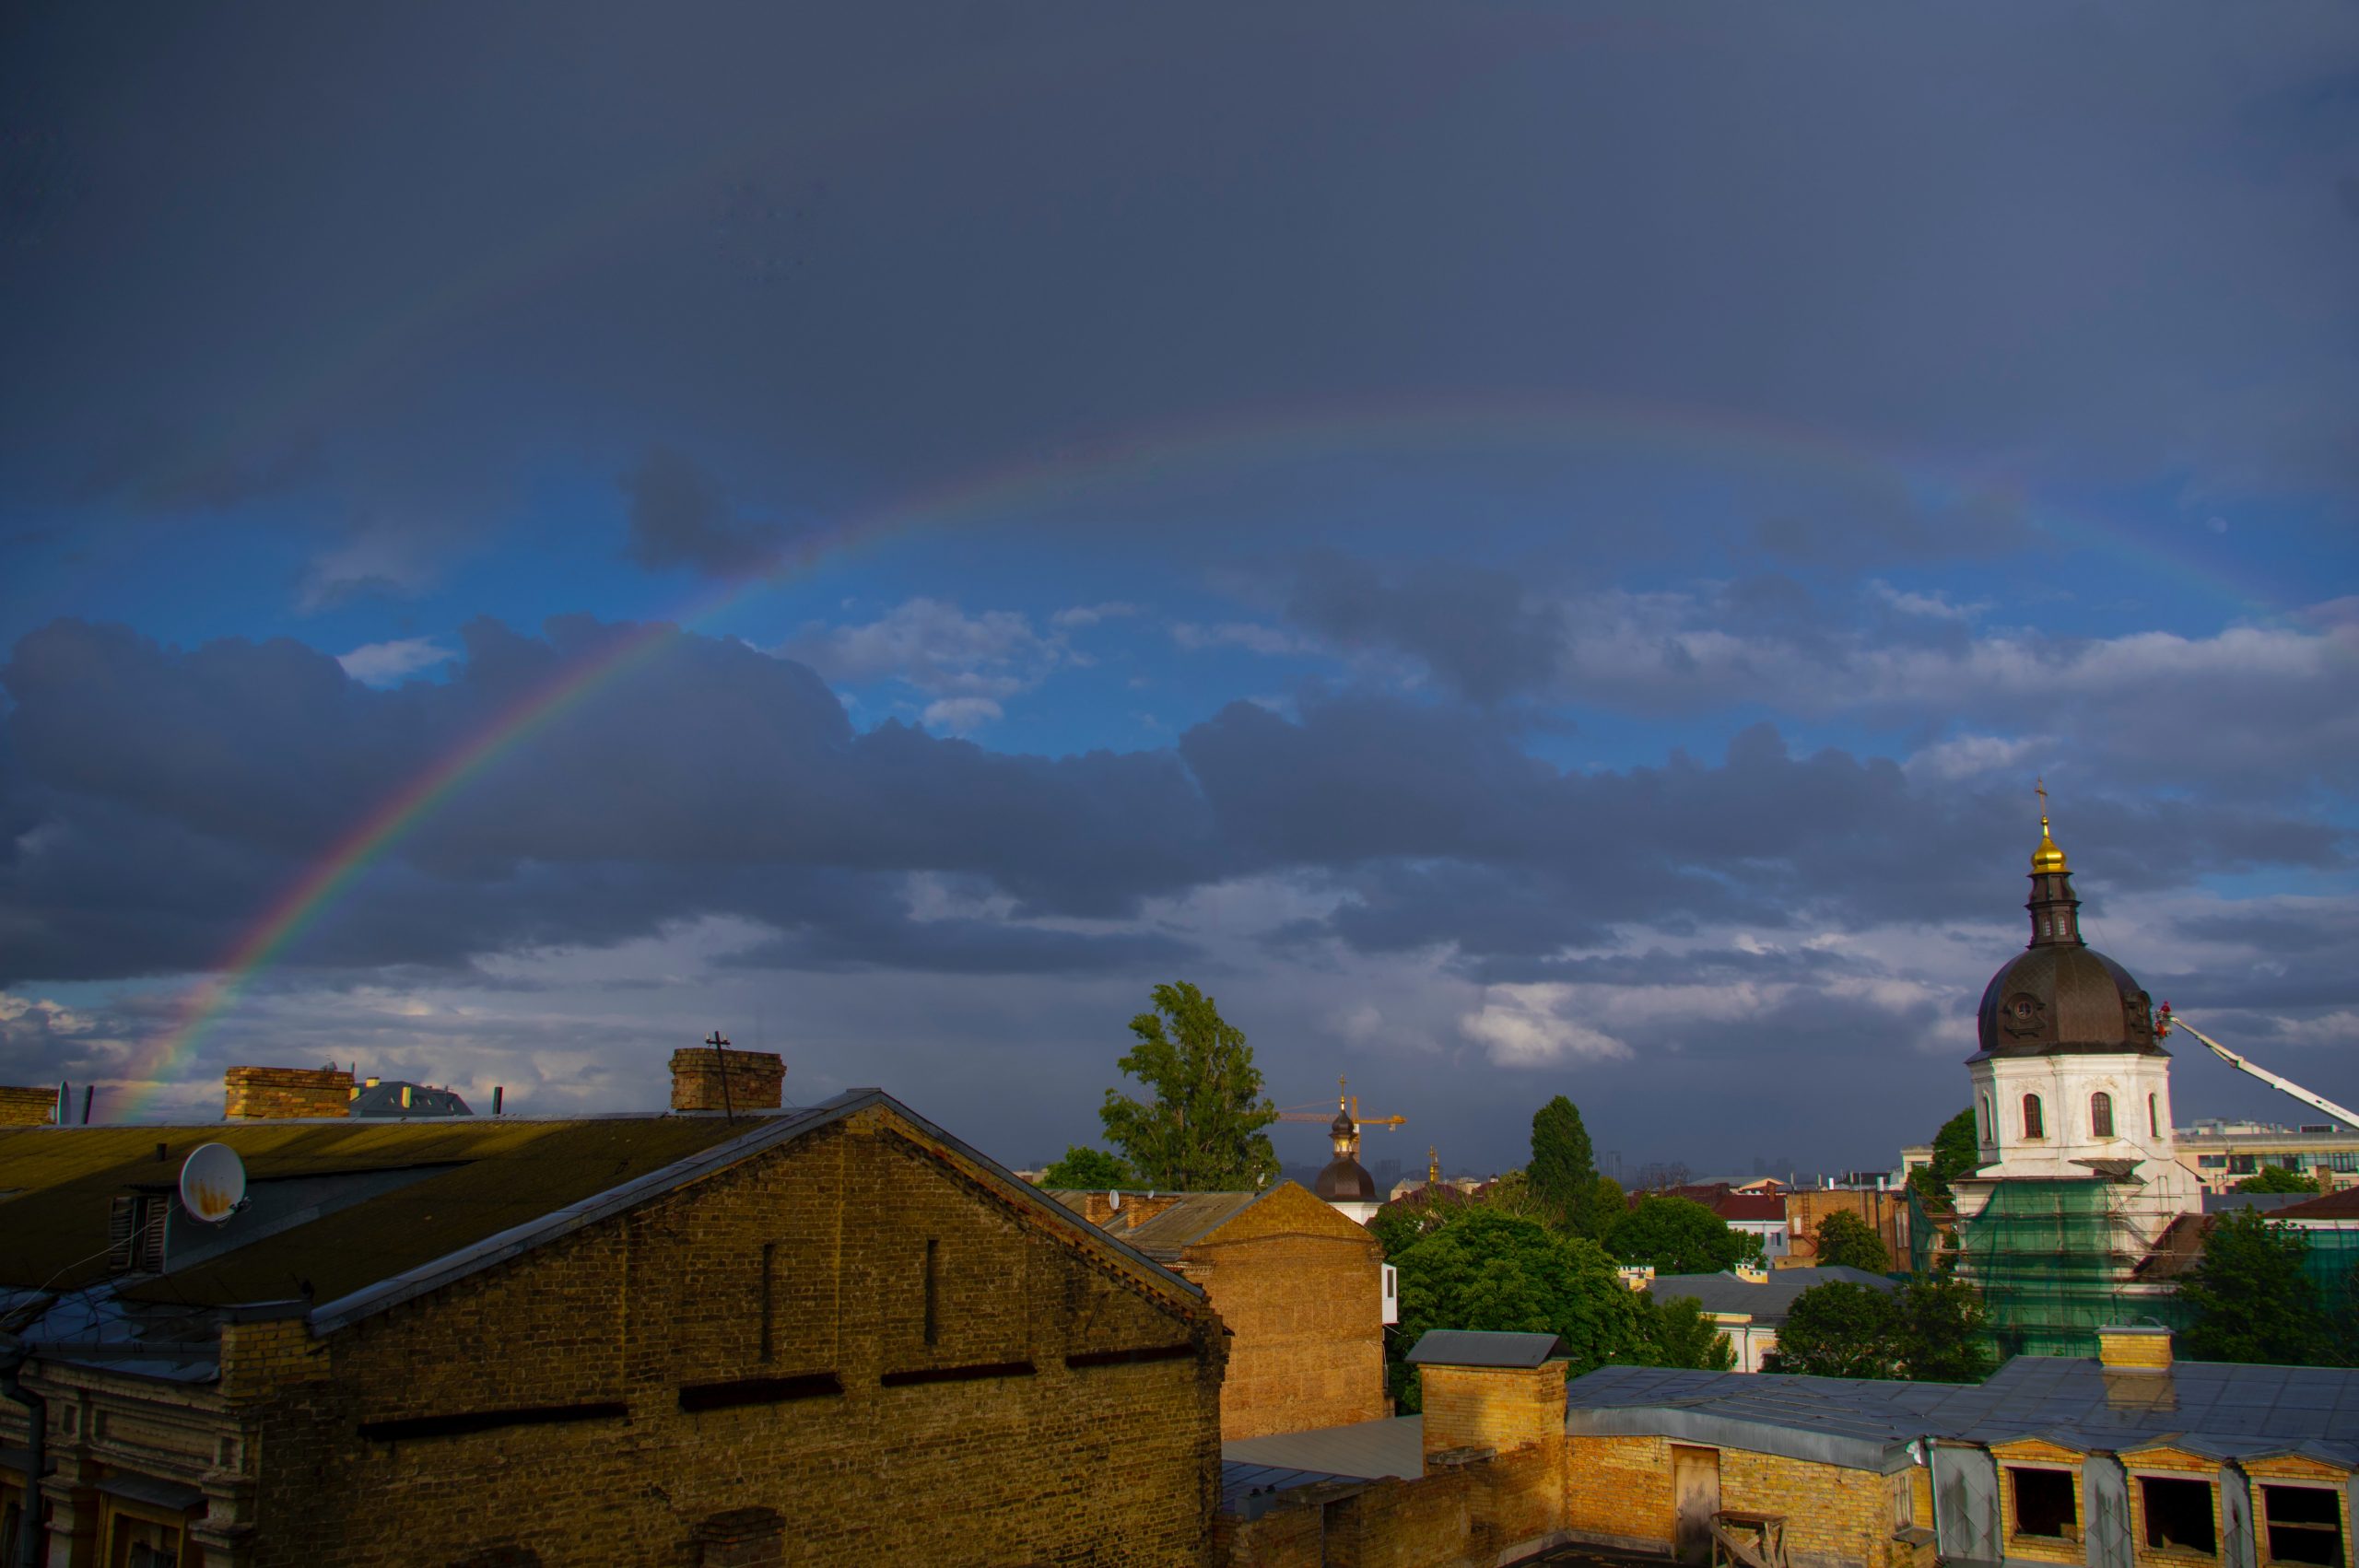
[1314,1153,1379,1202]
[1975,792,2162,1059]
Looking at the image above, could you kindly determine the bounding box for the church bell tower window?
[2023,1094,2045,1141]
[2090,1093,2114,1139]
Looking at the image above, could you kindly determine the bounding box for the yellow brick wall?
[1185,1185,1387,1442]
[0,1085,54,1125]
[1420,1363,1567,1459]
[235,1110,1226,1567]
[223,1065,353,1119]
[1562,1434,1919,1568]
[1223,1439,1565,1568]
[2122,1447,2223,1568]
[665,1047,785,1111]
[2096,1330,2174,1371]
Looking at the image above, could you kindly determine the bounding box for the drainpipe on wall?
[0,1334,47,1568]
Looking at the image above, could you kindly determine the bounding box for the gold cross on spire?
[2032,777,2068,872]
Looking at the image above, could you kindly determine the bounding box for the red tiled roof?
[2271,1185,2359,1221]
[1713,1193,1788,1223]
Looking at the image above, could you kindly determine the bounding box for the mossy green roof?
[0,1117,756,1305]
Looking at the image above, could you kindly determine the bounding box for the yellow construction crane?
[1274,1075,1407,1137]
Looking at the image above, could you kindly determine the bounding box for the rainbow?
[108,392,2285,1117]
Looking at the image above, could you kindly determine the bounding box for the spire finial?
[2031,778,2069,873]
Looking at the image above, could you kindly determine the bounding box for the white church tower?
[1951,787,2202,1256]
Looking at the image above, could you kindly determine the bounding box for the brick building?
[1,1058,1226,1567]
[1051,1181,1391,1441]
[1215,1327,2358,1568]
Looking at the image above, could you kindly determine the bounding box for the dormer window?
[108,1193,167,1272]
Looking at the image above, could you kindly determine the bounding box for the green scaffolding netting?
[1956,1179,2189,1359]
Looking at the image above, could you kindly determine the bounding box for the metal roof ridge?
[306,1095,860,1334]
[306,1087,1207,1338]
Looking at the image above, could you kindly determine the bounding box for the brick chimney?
[0,1085,57,1126]
[2095,1323,2172,1372]
[225,1065,354,1120]
[1407,1332,1569,1465]
[669,1046,784,1112]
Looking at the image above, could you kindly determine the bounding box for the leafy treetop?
[2234,1164,2318,1195]
[1812,1210,1892,1273]
[2180,1209,2341,1366]
[1097,981,1279,1192]
[1908,1108,1981,1203]
[1530,1095,1608,1237]
[1039,1145,1132,1189]
[1761,1278,1991,1383]
[1609,1195,1762,1275]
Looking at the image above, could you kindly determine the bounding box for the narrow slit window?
[2141,1477,2215,1556]
[2150,1094,2160,1139]
[922,1237,939,1348]
[758,1241,776,1363]
[2091,1093,2114,1139]
[2262,1485,2344,1568]
[2024,1095,2046,1141]
[2011,1468,2078,1540]
[1980,1095,1993,1141]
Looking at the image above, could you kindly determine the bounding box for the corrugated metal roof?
[1113,1191,1263,1258]
[1566,1355,2359,1469]
[4,1090,1210,1357]
[1646,1266,1895,1323]
[1407,1329,1564,1367]
[1223,1414,1426,1485]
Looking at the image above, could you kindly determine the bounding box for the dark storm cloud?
[6,620,2341,987]
[3,4,2354,556]
[1285,553,1565,702]
[620,447,809,577]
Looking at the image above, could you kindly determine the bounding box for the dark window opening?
[2092,1093,2115,1139]
[2150,1094,2160,1138]
[2229,1154,2258,1176]
[108,1194,167,1273]
[2024,1095,2046,1141]
[2264,1485,2345,1568]
[2012,1468,2078,1539]
[2142,1477,2216,1556]
[678,1373,841,1412]
[921,1237,939,1348]
[757,1241,776,1364]
[358,1401,628,1443]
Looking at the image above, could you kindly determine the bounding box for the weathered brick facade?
[667,1045,786,1112]
[1420,1362,1567,1460]
[223,1065,353,1119]
[1165,1184,1387,1442]
[1784,1189,1908,1268]
[0,1083,56,1124]
[222,1105,1223,1566]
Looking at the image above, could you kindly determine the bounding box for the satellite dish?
[179,1142,246,1224]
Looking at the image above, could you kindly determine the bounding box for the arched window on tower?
[2023,1094,2046,1140]
[2149,1094,2159,1139]
[2091,1092,2114,1139]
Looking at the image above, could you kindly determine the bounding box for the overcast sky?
[3,3,2353,1174]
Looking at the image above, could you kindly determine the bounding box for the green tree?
[1908,1108,1981,1202]
[2180,1209,2338,1365]
[1635,1293,1739,1372]
[1762,1281,1903,1377]
[1763,1278,1992,1382]
[1390,1208,1652,1409]
[1892,1278,1993,1383]
[1097,982,1278,1190]
[1038,1145,1132,1188]
[1609,1195,1760,1274]
[1530,1095,1602,1235]
[2233,1164,2319,1194]
[1813,1210,1892,1273]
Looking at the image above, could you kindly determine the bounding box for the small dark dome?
[1315,1154,1378,1202]
[1976,944,2161,1059]
[1330,1106,1355,1139]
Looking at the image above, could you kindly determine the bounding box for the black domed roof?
[1977,943,2161,1059]
[1315,1154,1378,1202]
[1977,805,2162,1059]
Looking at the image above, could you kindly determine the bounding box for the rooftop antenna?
[707,1030,735,1124]
[178,1142,248,1225]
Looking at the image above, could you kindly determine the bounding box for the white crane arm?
[2157,1006,2359,1130]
